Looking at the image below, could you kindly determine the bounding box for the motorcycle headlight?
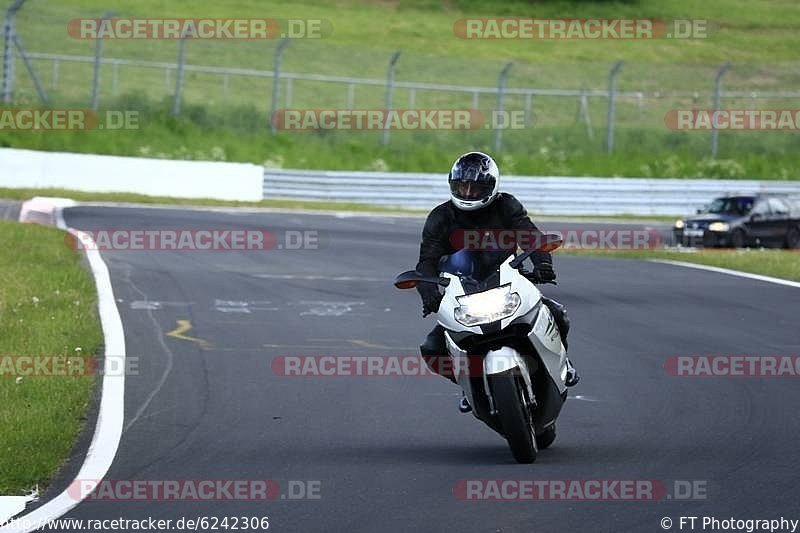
[454,284,521,327]
[708,222,730,232]
[674,219,685,229]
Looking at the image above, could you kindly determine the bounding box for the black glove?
[529,251,557,284]
[417,282,443,317]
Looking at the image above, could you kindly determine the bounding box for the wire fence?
[3,1,800,159]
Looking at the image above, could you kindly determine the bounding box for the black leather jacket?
[415,192,541,277]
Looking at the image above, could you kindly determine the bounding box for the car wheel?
[786,227,800,249]
[731,229,746,248]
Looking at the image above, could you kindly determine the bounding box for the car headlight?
[674,219,685,229]
[708,222,730,232]
[454,284,521,327]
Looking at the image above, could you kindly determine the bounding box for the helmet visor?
[450,178,495,201]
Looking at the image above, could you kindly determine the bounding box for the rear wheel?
[537,425,557,450]
[785,227,800,249]
[491,372,537,464]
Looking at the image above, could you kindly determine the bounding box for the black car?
[673,194,800,248]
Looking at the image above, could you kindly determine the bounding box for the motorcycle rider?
[416,151,580,412]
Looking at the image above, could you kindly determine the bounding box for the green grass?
[4,0,800,178]
[2,103,799,179]
[0,221,102,495]
[559,248,800,281]
[0,187,425,213]
[18,0,800,65]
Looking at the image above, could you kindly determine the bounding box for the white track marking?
[255,274,383,281]
[1,209,126,532]
[650,259,800,289]
[572,395,600,402]
[119,275,176,434]
[298,300,365,317]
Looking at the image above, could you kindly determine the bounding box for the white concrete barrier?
[0,148,263,202]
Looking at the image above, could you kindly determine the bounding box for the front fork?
[445,331,534,416]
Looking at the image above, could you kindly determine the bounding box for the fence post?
[2,0,25,104]
[711,61,731,158]
[171,30,188,116]
[12,33,47,103]
[51,57,59,89]
[269,38,290,134]
[524,91,533,126]
[381,50,401,146]
[494,62,512,153]
[605,60,623,154]
[111,60,118,96]
[346,82,355,109]
[91,11,113,110]
[577,88,593,140]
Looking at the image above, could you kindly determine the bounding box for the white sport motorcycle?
[394,236,569,463]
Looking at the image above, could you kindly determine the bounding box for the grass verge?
[0,221,102,495]
[0,187,424,214]
[558,248,800,281]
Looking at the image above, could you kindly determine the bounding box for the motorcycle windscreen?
[439,249,512,281]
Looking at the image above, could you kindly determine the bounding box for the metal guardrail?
[263,169,800,216]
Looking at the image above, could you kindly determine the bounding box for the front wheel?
[490,371,537,464]
[537,425,557,449]
[731,229,746,248]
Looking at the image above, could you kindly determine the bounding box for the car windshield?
[705,197,755,215]
[439,249,512,282]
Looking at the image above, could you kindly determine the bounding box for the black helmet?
[448,152,500,211]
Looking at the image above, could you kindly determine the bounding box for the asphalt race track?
[22,206,800,532]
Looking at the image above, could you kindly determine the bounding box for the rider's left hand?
[530,251,556,283]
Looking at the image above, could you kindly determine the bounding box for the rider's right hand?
[418,282,443,317]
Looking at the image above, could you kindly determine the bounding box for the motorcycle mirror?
[394,270,450,289]
[538,234,564,252]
